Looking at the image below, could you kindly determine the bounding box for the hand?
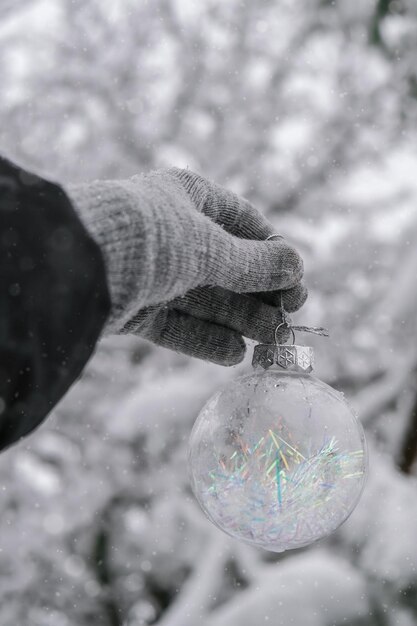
[67,168,307,365]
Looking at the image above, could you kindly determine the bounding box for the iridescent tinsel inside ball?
[189,370,367,552]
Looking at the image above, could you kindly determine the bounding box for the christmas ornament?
[188,315,367,553]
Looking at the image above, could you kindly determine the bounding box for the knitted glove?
[66,168,307,365]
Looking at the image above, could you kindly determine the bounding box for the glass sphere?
[189,369,367,552]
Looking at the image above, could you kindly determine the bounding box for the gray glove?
[67,168,307,365]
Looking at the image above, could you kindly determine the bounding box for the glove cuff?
[65,172,212,334]
[66,179,149,334]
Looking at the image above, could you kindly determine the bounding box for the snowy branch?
[155,535,230,626]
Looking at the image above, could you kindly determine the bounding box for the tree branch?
[397,374,417,473]
[156,535,229,626]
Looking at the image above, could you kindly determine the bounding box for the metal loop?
[274,322,295,346]
[266,234,285,241]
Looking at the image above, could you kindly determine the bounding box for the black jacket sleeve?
[0,156,111,452]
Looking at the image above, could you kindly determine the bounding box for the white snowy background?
[1,0,417,624]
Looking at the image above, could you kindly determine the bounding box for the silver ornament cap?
[252,344,314,373]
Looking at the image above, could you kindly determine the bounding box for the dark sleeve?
[0,156,111,452]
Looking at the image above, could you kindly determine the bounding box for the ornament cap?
[252,344,314,373]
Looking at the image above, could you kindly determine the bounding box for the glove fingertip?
[219,335,246,366]
[266,242,304,290]
[283,283,309,313]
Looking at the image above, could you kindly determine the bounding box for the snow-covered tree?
[1,1,417,624]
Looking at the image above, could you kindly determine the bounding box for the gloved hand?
[67,168,307,365]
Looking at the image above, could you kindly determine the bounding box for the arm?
[0,156,110,452]
[0,161,306,453]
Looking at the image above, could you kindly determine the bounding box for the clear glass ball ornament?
[188,344,367,552]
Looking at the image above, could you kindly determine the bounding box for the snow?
[207,551,369,626]
[341,444,417,590]
[2,0,417,623]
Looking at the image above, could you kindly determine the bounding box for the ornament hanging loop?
[275,322,295,346]
[265,234,329,344]
[276,292,329,343]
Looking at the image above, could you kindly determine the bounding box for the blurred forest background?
[1,0,417,624]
